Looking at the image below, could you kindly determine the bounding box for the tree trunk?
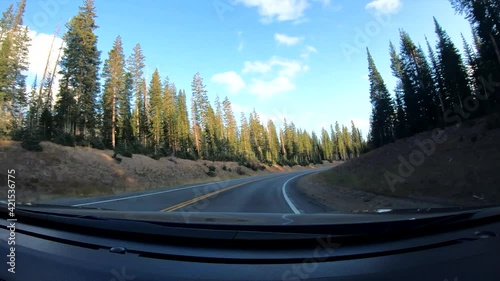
[112,90,116,149]
[490,32,500,67]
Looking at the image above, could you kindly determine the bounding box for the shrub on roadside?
[238,160,265,171]
[236,166,246,175]
[75,135,90,147]
[53,132,75,147]
[114,143,133,158]
[206,165,217,177]
[89,136,106,150]
[21,137,43,152]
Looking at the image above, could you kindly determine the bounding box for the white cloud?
[242,56,308,99]
[233,0,340,23]
[365,0,402,15]
[234,0,310,23]
[243,56,306,76]
[248,76,296,98]
[300,45,318,59]
[211,71,246,94]
[243,61,273,74]
[274,33,303,46]
[26,29,64,102]
[306,45,318,53]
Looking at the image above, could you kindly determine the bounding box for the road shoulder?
[295,173,446,212]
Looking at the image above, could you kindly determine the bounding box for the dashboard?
[1,206,500,281]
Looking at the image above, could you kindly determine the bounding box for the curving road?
[44,168,331,214]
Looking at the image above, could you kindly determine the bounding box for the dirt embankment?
[298,118,500,211]
[0,141,333,202]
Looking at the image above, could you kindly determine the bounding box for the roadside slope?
[299,118,500,210]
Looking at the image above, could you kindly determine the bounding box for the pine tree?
[102,35,126,149]
[175,89,192,158]
[204,104,218,160]
[55,0,101,140]
[389,41,408,138]
[118,72,134,149]
[330,124,339,160]
[148,69,163,154]
[320,128,333,161]
[341,125,352,160]
[462,33,478,84]
[10,25,30,131]
[283,119,297,164]
[367,48,395,147]
[0,4,14,41]
[127,43,146,144]
[239,112,252,160]
[162,77,176,153]
[335,122,346,160]
[140,79,149,147]
[222,96,238,159]
[310,131,322,164]
[399,30,438,134]
[249,109,264,161]
[213,95,226,159]
[434,18,472,116]
[0,0,30,136]
[350,121,361,158]
[461,33,489,114]
[267,120,280,164]
[449,0,500,107]
[26,76,38,134]
[191,72,208,159]
[426,36,446,127]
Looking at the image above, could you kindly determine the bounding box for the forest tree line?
[367,0,500,148]
[0,0,367,167]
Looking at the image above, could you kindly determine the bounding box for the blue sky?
[4,0,473,137]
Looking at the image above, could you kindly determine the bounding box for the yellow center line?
[160,179,261,212]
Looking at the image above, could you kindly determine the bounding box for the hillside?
[299,117,500,210]
[0,141,333,202]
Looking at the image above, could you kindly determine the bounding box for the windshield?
[0,0,499,221]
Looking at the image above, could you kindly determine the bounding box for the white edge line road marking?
[282,173,306,214]
[282,169,327,215]
[72,178,245,207]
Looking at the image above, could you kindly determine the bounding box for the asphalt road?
[44,168,331,214]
